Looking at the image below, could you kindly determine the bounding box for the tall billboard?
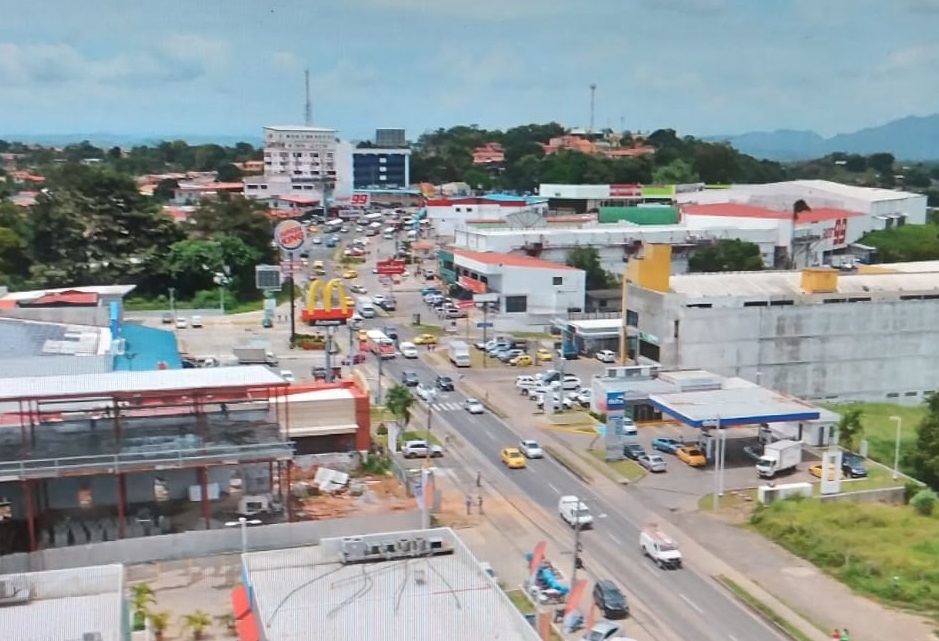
[604,391,627,461]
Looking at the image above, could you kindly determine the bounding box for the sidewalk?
[477,382,934,641]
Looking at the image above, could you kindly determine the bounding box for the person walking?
[840,629,850,641]
[830,629,842,641]
[465,495,473,516]
[477,495,484,515]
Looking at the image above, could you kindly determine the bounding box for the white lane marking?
[728,635,739,641]
[607,533,621,545]
[547,482,560,495]
[642,563,660,578]
[680,593,704,614]
[484,430,496,441]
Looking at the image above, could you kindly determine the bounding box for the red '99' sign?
[832,218,847,246]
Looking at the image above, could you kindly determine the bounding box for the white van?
[356,297,376,318]
[640,527,683,569]
[382,227,395,239]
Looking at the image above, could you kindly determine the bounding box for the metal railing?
[0,442,295,479]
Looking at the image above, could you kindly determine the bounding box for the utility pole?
[168,287,176,320]
[324,327,334,382]
[589,84,597,134]
[304,69,313,127]
[288,253,297,345]
[571,499,584,587]
[375,351,384,405]
[481,304,489,369]
[424,391,436,469]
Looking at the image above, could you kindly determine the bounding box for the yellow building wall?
[619,244,673,363]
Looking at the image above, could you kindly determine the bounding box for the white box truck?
[448,340,471,368]
[558,495,593,529]
[756,440,802,478]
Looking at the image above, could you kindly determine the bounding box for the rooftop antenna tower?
[589,83,597,133]
[304,69,313,126]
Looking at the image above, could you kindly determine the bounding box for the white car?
[311,236,322,244]
[463,398,485,414]
[372,294,388,305]
[191,315,203,328]
[596,349,616,363]
[560,375,582,391]
[515,375,537,393]
[400,341,418,358]
[519,439,544,459]
[175,317,188,329]
[415,384,436,402]
[526,384,556,399]
[280,370,295,383]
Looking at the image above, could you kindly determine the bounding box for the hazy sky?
[1,0,938,140]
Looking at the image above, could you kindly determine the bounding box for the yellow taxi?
[676,446,707,467]
[536,348,553,362]
[312,260,326,275]
[342,269,358,279]
[412,333,438,345]
[343,295,356,308]
[357,329,369,342]
[501,447,527,469]
[809,464,843,481]
[510,354,532,367]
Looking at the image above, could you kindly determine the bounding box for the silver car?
[638,454,667,473]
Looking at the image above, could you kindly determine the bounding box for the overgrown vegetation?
[750,498,939,616]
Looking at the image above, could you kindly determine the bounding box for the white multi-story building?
[244,125,353,200]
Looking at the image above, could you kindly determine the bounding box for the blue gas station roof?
[648,386,821,427]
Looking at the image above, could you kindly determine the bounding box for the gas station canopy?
[648,385,821,428]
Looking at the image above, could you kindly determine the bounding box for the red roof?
[27,290,98,306]
[178,182,243,191]
[426,197,528,208]
[452,249,579,271]
[276,195,319,205]
[682,203,862,223]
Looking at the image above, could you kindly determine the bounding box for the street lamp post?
[224,517,262,554]
[890,415,902,480]
[374,350,384,406]
[424,390,437,469]
[168,287,176,320]
[213,267,231,315]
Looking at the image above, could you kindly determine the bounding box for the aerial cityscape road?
[369,336,787,641]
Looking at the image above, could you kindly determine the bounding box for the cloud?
[877,45,939,74]
[352,0,573,20]
[0,35,230,87]
[420,47,526,108]
[271,51,302,70]
[636,0,727,14]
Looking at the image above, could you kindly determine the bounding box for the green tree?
[566,245,614,290]
[153,178,179,203]
[861,225,939,263]
[868,152,896,175]
[835,407,864,453]
[909,392,939,491]
[215,163,244,183]
[385,384,415,429]
[688,239,764,273]
[180,609,212,640]
[190,193,274,261]
[652,158,699,184]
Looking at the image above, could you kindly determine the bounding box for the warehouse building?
[426,194,549,235]
[438,248,586,318]
[622,244,939,404]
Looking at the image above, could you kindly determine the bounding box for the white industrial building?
[438,248,586,317]
[624,247,939,404]
[426,195,548,236]
[243,125,354,200]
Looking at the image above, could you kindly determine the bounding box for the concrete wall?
[0,511,422,574]
[818,486,905,505]
[631,289,939,403]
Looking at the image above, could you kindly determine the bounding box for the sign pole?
[324,326,334,382]
[288,253,297,345]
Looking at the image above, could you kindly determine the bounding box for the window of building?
[480,275,488,284]
[552,276,563,285]
[626,310,639,327]
[505,296,528,313]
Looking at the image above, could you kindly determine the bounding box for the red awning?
[236,612,260,641]
[231,585,251,620]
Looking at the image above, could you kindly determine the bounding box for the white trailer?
[756,440,803,478]
[448,340,471,368]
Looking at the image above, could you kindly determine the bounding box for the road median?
[461,381,510,419]
[543,444,593,484]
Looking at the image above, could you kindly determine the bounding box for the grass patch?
[505,589,535,615]
[548,412,599,430]
[399,429,442,446]
[587,449,646,481]
[544,444,594,484]
[819,464,905,495]
[410,324,444,336]
[717,575,816,641]
[698,488,759,513]
[511,331,554,340]
[821,401,924,474]
[750,497,939,616]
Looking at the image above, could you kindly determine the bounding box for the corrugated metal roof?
[0,365,288,402]
[0,564,124,641]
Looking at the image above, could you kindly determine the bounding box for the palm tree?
[149,610,170,641]
[130,582,156,618]
[181,609,213,640]
[836,408,865,452]
[385,384,415,433]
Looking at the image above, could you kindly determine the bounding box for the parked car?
[651,437,684,454]
[161,312,173,324]
[175,317,188,329]
[499,349,524,363]
[595,349,617,363]
[401,440,443,459]
[638,454,667,473]
[463,398,485,414]
[560,375,582,391]
[311,366,328,380]
[191,315,203,328]
[809,463,844,480]
[842,453,869,478]
[536,347,553,362]
[581,622,623,641]
[592,580,629,619]
[676,446,707,467]
[435,375,455,391]
[623,443,646,461]
[519,439,544,459]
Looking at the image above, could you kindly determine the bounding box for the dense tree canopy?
[910,392,939,491]
[565,246,616,290]
[688,239,765,273]
[860,224,939,263]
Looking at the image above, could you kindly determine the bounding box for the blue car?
[420,287,442,297]
[651,437,684,454]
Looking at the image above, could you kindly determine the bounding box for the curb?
[543,444,593,484]
[714,575,819,641]
[575,449,631,486]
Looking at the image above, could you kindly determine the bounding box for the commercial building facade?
[623,245,939,404]
[352,148,411,189]
[427,195,549,236]
[438,248,585,317]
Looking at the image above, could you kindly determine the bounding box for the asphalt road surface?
[371,332,785,641]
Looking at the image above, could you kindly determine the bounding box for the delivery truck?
[755,439,802,478]
[232,347,279,367]
[447,340,471,367]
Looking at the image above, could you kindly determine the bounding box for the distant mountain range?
[0,133,261,148]
[708,114,939,162]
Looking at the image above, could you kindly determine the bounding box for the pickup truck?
[558,495,593,529]
[401,440,444,459]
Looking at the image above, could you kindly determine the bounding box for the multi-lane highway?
[365,334,785,641]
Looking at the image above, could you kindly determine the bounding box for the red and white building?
[426,195,549,235]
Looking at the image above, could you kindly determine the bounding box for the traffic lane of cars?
[434,395,771,641]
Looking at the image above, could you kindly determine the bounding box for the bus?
[365,330,396,359]
[363,212,383,224]
[324,218,344,233]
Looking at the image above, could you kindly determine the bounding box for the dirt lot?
[297,474,413,520]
